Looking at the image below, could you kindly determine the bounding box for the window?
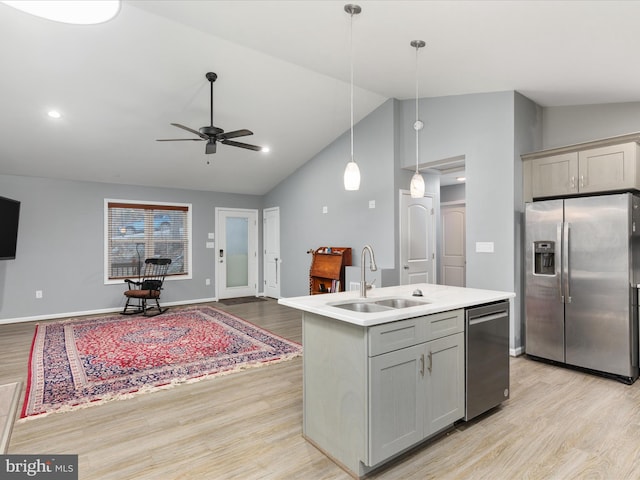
[105,199,192,283]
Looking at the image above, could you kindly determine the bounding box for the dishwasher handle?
[468,310,508,326]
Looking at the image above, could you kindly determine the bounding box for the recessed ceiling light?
[456,176,466,182]
[261,146,270,153]
[47,110,62,119]
[1,1,120,25]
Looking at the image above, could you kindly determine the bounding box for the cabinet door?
[368,344,425,466]
[531,152,579,198]
[426,332,464,435]
[578,142,638,193]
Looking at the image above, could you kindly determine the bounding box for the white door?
[216,208,258,299]
[399,191,435,285]
[263,207,281,298]
[440,204,466,287]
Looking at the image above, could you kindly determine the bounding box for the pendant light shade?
[410,40,426,198]
[410,171,425,198]
[344,161,361,190]
[343,4,362,191]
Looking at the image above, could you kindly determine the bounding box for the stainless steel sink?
[374,298,429,309]
[331,302,392,313]
[330,297,429,313]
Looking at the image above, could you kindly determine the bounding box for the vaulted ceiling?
[1,1,639,195]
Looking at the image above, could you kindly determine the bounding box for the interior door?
[216,208,258,299]
[400,191,435,285]
[440,204,466,287]
[263,207,281,298]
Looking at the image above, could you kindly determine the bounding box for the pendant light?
[343,4,361,191]
[410,40,426,198]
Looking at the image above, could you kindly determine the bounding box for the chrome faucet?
[360,244,378,297]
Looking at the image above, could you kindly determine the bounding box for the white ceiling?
[2,0,640,195]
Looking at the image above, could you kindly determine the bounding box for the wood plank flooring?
[2,299,640,479]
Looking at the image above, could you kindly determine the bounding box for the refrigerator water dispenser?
[534,241,555,275]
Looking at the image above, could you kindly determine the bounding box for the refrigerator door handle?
[557,222,564,303]
[563,221,571,303]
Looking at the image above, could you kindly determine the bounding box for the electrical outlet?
[205,278,211,286]
[35,290,43,299]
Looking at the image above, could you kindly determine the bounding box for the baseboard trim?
[0,298,218,325]
[510,346,525,357]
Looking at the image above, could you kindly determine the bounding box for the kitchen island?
[279,283,515,478]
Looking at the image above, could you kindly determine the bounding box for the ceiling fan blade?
[218,129,253,140]
[205,140,217,154]
[221,139,263,151]
[156,138,205,142]
[170,123,208,140]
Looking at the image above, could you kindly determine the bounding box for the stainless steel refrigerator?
[525,193,640,383]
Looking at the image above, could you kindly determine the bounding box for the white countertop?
[278,283,515,327]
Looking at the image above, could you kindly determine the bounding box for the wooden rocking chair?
[122,258,171,316]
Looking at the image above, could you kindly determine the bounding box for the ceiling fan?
[157,72,263,155]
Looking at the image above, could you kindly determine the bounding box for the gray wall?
[514,92,543,353]
[267,90,535,354]
[0,174,262,322]
[441,184,465,204]
[264,99,399,297]
[400,91,517,293]
[542,101,640,149]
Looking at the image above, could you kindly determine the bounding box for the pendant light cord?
[350,10,355,162]
[415,44,419,174]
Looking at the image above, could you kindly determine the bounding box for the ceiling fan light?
[344,161,360,191]
[2,0,121,25]
[410,171,425,198]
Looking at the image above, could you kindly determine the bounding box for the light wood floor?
[2,299,640,479]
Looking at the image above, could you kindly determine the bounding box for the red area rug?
[21,305,301,419]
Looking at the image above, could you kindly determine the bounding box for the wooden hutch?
[309,247,352,294]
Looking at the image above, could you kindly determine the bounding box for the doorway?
[399,191,436,285]
[263,207,281,298]
[215,208,258,299]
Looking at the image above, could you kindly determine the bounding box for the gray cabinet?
[302,308,464,477]
[525,137,640,200]
[368,312,464,466]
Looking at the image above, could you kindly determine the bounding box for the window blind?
[107,201,190,280]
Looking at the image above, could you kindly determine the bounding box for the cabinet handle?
[580,175,585,188]
[570,176,576,189]
[427,351,433,374]
[420,354,425,377]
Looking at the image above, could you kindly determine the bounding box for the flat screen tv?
[0,195,20,260]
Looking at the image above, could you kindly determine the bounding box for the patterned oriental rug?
[21,306,302,419]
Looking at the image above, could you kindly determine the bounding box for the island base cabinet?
[368,332,464,466]
[302,309,465,478]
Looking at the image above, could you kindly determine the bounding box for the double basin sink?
[329,297,429,313]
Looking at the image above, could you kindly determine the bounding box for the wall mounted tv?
[0,195,20,260]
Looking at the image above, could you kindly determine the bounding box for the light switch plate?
[208,232,215,240]
[369,200,376,209]
[206,241,215,249]
[475,241,494,253]
[322,206,328,214]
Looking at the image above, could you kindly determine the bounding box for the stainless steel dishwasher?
[465,300,510,421]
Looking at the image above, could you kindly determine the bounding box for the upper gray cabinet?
[523,134,640,201]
